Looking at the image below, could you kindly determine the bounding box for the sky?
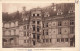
[2,3,52,14]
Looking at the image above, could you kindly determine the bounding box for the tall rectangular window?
[58,21,62,26]
[33,25,35,31]
[37,21,40,24]
[24,26,26,30]
[46,30,48,35]
[27,32,29,36]
[70,27,74,34]
[46,23,48,27]
[33,33,36,39]
[46,39,48,42]
[57,39,60,42]
[58,28,61,34]
[37,34,40,39]
[70,20,74,25]
[37,26,39,32]
[24,31,26,36]
[61,38,64,42]
[24,40,26,43]
[50,39,52,43]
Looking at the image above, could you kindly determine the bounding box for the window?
[37,34,40,39]
[70,38,73,41]
[24,31,26,36]
[33,33,35,39]
[70,27,74,34]
[61,38,64,42]
[46,39,48,42]
[37,14,39,16]
[24,26,26,30]
[58,21,62,26]
[57,12,63,15]
[70,20,74,25]
[24,40,26,43]
[69,10,74,13]
[46,30,48,35]
[33,21,35,24]
[57,39,60,42]
[27,32,29,36]
[33,25,35,31]
[70,10,73,13]
[43,39,45,43]
[57,13,60,15]
[37,26,39,32]
[46,23,48,27]
[44,12,49,17]
[33,14,35,17]
[37,21,40,24]
[65,38,68,42]
[27,25,29,29]
[11,30,14,35]
[58,28,61,34]
[50,39,52,43]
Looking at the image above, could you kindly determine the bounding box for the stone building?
[29,8,43,46]
[2,21,19,47]
[18,7,30,47]
[2,3,75,48]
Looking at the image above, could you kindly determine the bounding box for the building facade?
[2,3,75,48]
[2,21,19,47]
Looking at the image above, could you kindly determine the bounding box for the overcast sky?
[2,3,52,14]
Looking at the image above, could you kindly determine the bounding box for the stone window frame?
[70,20,74,25]
[58,28,61,34]
[58,21,62,26]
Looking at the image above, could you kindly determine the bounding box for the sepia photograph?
[2,3,75,48]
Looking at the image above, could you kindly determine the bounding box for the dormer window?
[57,12,63,15]
[57,9,63,15]
[32,14,41,17]
[68,7,74,14]
[33,14,35,17]
[68,10,74,13]
[44,12,50,17]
